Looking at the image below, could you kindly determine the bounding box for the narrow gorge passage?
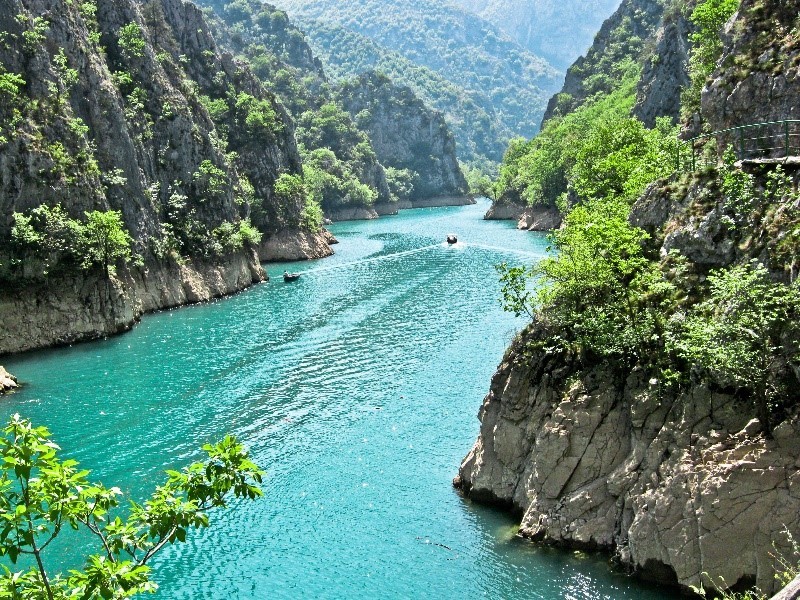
[1,201,672,599]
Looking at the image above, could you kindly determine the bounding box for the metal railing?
[675,119,800,172]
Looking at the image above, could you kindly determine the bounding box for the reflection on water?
[1,200,673,599]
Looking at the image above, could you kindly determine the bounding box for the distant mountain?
[449,0,622,71]
[269,0,563,167]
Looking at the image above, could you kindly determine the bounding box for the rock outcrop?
[632,8,692,127]
[457,323,800,595]
[0,367,17,394]
[0,0,333,354]
[461,0,800,595]
[702,0,800,134]
[459,150,800,599]
[516,206,562,231]
[484,200,526,221]
[542,0,669,125]
[484,200,562,231]
[0,252,266,355]
[337,71,470,202]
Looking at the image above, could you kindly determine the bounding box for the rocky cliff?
[702,0,800,132]
[457,313,800,595]
[0,0,333,355]
[196,0,471,221]
[459,156,800,595]
[542,0,672,125]
[337,71,469,202]
[458,0,800,594]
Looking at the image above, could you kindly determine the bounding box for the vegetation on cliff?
[499,0,800,434]
[0,0,311,288]
[482,0,800,594]
[196,0,391,215]
[197,0,467,214]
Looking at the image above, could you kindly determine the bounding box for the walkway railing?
[675,119,800,172]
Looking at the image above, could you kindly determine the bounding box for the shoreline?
[326,195,475,221]
[0,230,336,358]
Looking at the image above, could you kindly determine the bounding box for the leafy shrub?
[234,92,281,137]
[9,206,133,279]
[118,22,146,61]
[669,262,800,431]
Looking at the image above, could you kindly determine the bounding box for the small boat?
[446,235,458,245]
[283,271,301,282]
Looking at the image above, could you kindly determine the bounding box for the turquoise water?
[1,200,673,599]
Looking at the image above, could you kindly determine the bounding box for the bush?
[669,262,800,431]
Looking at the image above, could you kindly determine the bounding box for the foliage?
[499,199,677,366]
[117,23,147,61]
[273,172,324,231]
[461,163,495,199]
[80,210,134,276]
[668,262,800,430]
[234,92,282,137]
[211,218,262,253]
[0,72,25,106]
[285,1,561,165]
[302,150,378,210]
[9,206,133,279]
[571,116,678,204]
[384,167,417,203]
[0,414,262,599]
[534,199,676,364]
[495,67,639,208]
[295,103,367,160]
[301,194,324,232]
[15,15,49,53]
[495,263,535,320]
[682,0,741,117]
[193,159,229,199]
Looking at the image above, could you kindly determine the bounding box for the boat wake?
[292,241,543,278]
[461,242,544,259]
[294,243,443,276]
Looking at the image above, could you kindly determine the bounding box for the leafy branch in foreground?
[0,415,263,599]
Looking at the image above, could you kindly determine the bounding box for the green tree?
[682,0,740,116]
[499,199,676,365]
[0,414,263,599]
[117,23,146,61]
[80,210,134,278]
[670,262,800,432]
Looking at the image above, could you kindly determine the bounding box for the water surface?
[1,200,673,599]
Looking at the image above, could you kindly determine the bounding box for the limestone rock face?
[0,0,332,354]
[542,0,668,125]
[484,201,526,221]
[337,71,469,201]
[517,207,562,231]
[258,228,335,262]
[0,367,18,394]
[633,11,692,127]
[457,324,800,595]
[702,0,800,134]
[0,253,266,355]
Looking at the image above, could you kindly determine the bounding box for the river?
[1,199,672,599]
